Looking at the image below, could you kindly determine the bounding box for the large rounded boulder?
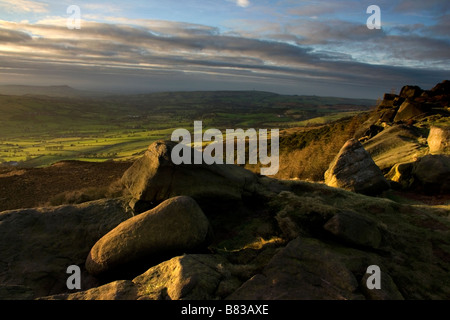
[85,196,213,277]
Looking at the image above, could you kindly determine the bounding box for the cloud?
[285,19,386,45]
[425,14,450,37]
[233,0,250,8]
[0,0,48,13]
[0,11,448,98]
[393,0,450,15]
[288,1,351,17]
[83,3,122,13]
[0,27,31,42]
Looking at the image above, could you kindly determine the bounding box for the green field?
[0,90,375,167]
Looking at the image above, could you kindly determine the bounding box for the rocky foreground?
[0,81,449,300]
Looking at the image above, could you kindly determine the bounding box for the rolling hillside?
[0,88,375,167]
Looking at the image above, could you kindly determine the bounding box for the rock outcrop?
[375,93,403,124]
[427,80,450,108]
[85,196,213,277]
[47,254,239,300]
[428,126,450,155]
[265,186,450,300]
[393,99,430,122]
[356,80,449,143]
[399,85,423,99]
[386,154,450,194]
[0,199,133,299]
[324,139,390,195]
[227,237,404,300]
[362,124,428,171]
[2,170,450,301]
[323,210,383,249]
[385,162,415,190]
[411,155,450,194]
[121,140,257,212]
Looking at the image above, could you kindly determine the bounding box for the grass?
[0,131,164,165]
[0,91,375,167]
[277,111,364,127]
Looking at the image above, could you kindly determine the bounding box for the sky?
[0,0,449,98]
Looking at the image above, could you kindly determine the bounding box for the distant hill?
[0,85,103,98]
[0,85,376,106]
[0,89,376,167]
[0,90,376,137]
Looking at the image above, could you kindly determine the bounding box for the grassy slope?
[0,91,375,167]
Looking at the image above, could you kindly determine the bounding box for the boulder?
[42,280,138,300]
[0,285,35,300]
[411,154,450,194]
[374,94,400,124]
[324,139,390,195]
[383,93,397,101]
[363,124,428,171]
[378,107,398,123]
[14,171,450,301]
[46,254,239,300]
[399,85,423,99]
[227,237,364,300]
[0,198,133,299]
[430,80,450,97]
[323,211,383,249]
[376,94,404,111]
[377,94,396,109]
[394,99,430,122]
[393,96,405,107]
[428,126,450,155]
[361,270,404,300]
[358,124,384,142]
[386,155,450,194]
[133,254,238,300]
[266,183,450,300]
[85,196,213,277]
[385,162,414,189]
[121,140,257,210]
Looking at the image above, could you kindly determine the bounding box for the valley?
[0,89,374,167]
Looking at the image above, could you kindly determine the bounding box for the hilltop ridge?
[0,85,102,98]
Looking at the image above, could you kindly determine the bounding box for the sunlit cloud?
[0,0,448,98]
[0,0,48,13]
[83,3,122,13]
[232,0,250,8]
